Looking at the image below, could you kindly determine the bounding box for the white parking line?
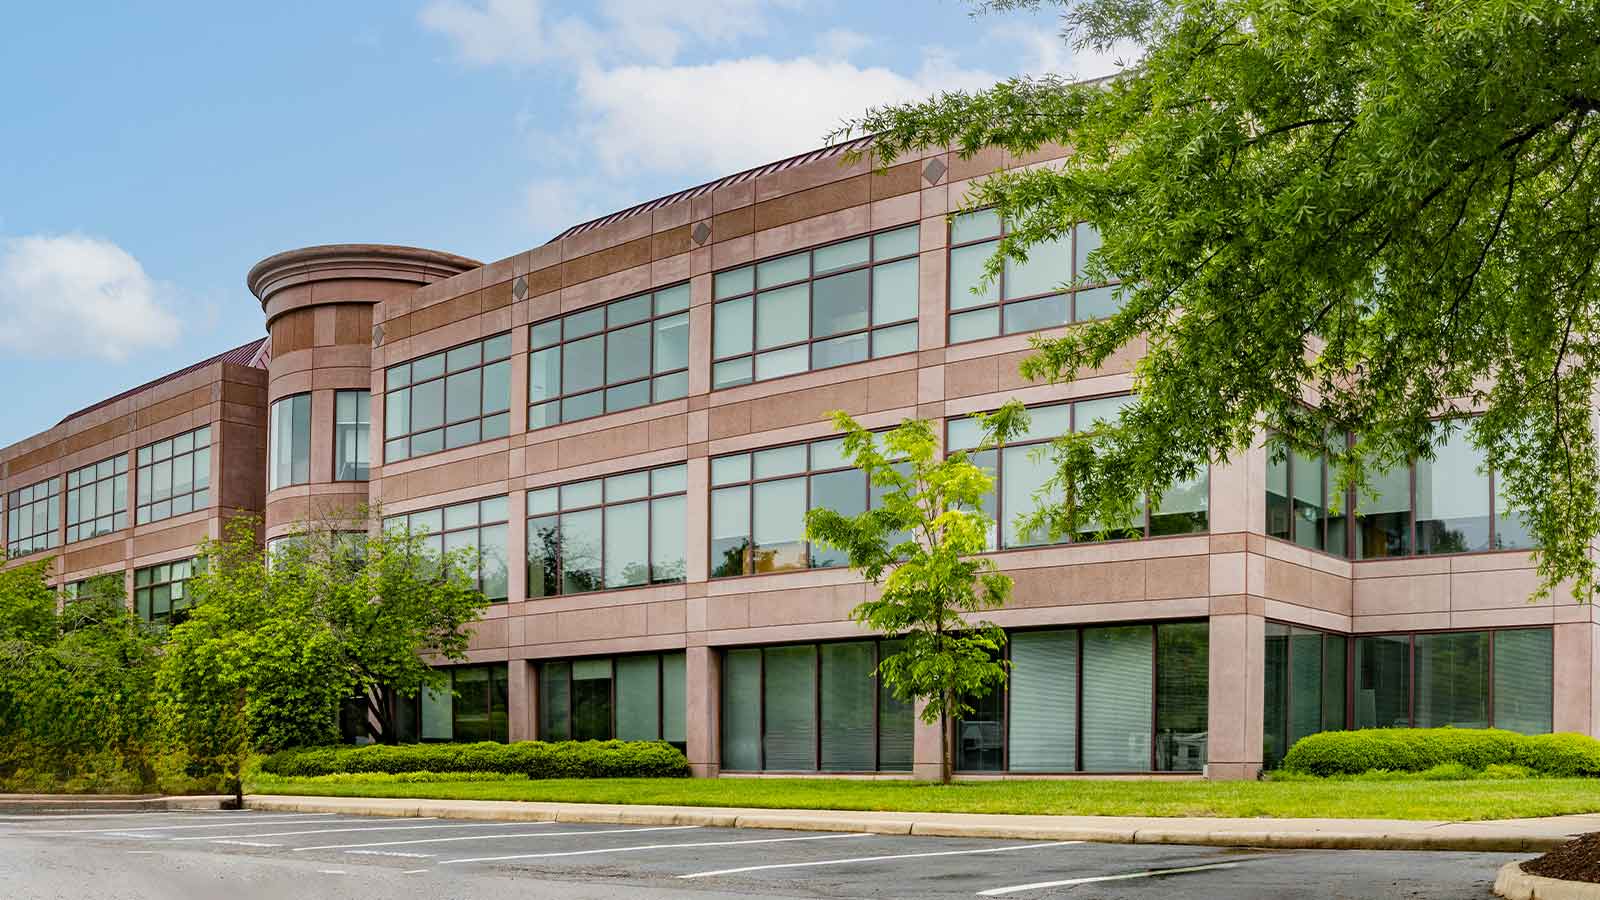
[976,860,1242,895]
[441,831,872,865]
[346,850,434,859]
[293,824,693,852]
[211,839,282,848]
[678,841,1083,879]
[173,820,603,843]
[401,868,429,875]
[11,816,341,835]
[0,811,265,821]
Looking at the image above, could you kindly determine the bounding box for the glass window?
[65,456,128,543]
[383,496,510,601]
[133,557,203,625]
[948,213,1118,342]
[528,284,690,430]
[526,463,688,598]
[710,436,889,578]
[1493,629,1553,734]
[334,390,371,482]
[1007,630,1078,772]
[1355,458,1412,559]
[135,426,211,525]
[1354,634,1413,728]
[1263,625,1350,766]
[269,393,312,491]
[7,477,61,559]
[384,333,513,462]
[712,226,918,388]
[949,395,1205,551]
[1414,631,1489,728]
[721,640,913,772]
[415,664,509,743]
[1350,629,1551,734]
[1081,625,1154,771]
[1155,621,1209,772]
[1415,425,1491,554]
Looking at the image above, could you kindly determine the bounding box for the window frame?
[717,638,914,774]
[383,495,511,602]
[382,332,514,464]
[1349,626,1553,731]
[406,663,511,743]
[1262,620,1350,768]
[66,453,129,543]
[526,462,690,597]
[6,476,62,559]
[945,394,1210,550]
[535,651,687,750]
[135,425,213,525]
[333,389,371,482]
[707,436,882,579]
[946,211,1116,345]
[952,619,1209,775]
[268,392,313,491]
[527,283,691,430]
[710,224,921,390]
[133,557,202,625]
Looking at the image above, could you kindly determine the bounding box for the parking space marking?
[293,824,694,852]
[440,830,872,865]
[678,840,1084,879]
[169,819,592,842]
[9,815,341,835]
[345,850,434,859]
[0,811,259,821]
[211,840,282,848]
[976,860,1243,895]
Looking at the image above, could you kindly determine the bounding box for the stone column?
[912,698,945,781]
[686,645,721,777]
[507,658,536,742]
[1205,607,1266,780]
[1553,622,1599,735]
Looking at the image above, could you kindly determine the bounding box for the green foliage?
[1280,728,1600,777]
[158,514,492,797]
[0,565,166,791]
[803,411,1020,783]
[257,770,531,785]
[258,740,690,780]
[842,0,1600,598]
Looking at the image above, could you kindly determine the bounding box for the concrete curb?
[1496,862,1600,900]
[241,795,1577,852]
[0,795,229,814]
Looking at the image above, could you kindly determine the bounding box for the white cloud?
[988,22,1139,80]
[571,52,1002,178]
[814,27,870,60]
[418,0,552,66]
[0,234,181,362]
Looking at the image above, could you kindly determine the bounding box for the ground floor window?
[538,652,686,750]
[392,664,509,743]
[958,621,1209,774]
[1263,623,1347,768]
[1354,628,1552,733]
[721,639,914,772]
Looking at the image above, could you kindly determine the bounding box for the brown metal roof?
[546,136,875,243]
[56,336,269,426]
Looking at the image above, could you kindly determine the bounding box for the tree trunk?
[940,692,953,786]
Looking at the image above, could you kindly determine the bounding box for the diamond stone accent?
[922,158,948,185]
[371,324,385,347]
[512,275,528,300]
[691,221,712,245]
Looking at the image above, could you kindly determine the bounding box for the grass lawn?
[245,774,1600,822]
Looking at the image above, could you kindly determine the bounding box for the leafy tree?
[158,514,490,802]
[0,565,163,791]
[804,411,1018,783]
[841,0,1600,598]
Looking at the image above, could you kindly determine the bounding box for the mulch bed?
[1523,832,1600,884]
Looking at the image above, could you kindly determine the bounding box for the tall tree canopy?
[843,0,1600,597]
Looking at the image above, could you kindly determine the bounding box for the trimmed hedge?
[1281,728,1600,777]
[259,740,689,780]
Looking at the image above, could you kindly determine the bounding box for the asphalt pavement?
[0,809,1525,899]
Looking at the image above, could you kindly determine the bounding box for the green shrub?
[1281,728,1525,776]
[1516,733,1600,777]
[1282,728,1600,778]
[259,740,690,780]
[261,770,530,785]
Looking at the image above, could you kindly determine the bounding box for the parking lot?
[0,809,1521,898]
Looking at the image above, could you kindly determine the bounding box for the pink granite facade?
[3,139,1586,779]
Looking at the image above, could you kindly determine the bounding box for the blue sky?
[0,1,1123,448]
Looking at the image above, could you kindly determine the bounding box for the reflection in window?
[136,426,211,525]
[1353,629,1550,734]
[711,226,919,389]
[538,652,686,750]
[526,463,688,597]
[269,393,312,490]
[334,390,370,481]
[66,455,129,543]
[721,640,913,772]
[710,437,899,578]
[134,558,203,625]
[959,622,1208,773]
[414,664,509,742]
[1264,437,1347,555]
[947,395,1208,549]
[528,284,690,429]
[947,211,1119,343]
[383,496,510,601]
[1263,623,1347,768]
[7,477,61,558]
[384,333,513,462]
